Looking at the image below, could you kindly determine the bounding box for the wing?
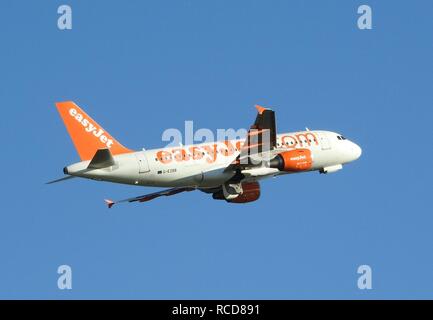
[233,105,278,169]
[104,187,195,208]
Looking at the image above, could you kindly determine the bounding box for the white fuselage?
[65,130,362,189]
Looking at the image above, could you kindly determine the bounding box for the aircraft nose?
[351,142,362,160]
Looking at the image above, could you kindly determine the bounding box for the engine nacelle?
[269,149,313,172]
[228,182,260,203]
[212,182,261,203]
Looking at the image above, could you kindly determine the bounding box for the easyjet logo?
[156,140,242,165]
[290,155,306,161]
[69,108,114,148]
[154,132,321,165]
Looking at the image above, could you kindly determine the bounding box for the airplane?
[49,101,362,207]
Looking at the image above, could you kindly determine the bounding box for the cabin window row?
[276,138,317,147]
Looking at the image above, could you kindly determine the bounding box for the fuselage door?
[319,132,331,150]
[135,152,150,173]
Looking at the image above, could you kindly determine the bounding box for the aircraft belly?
[311,149,340,169]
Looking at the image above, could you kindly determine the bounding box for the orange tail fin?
[55,101,133,161]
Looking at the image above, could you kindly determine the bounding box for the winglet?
[255,105,267,114]
[104,199,115,209]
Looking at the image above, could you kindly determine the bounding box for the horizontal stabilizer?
[104,199,115,209]
[88,148,115,169]
[46,175,76,184]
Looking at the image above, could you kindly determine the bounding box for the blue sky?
[1,0,432,299]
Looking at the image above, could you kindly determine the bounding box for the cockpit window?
[337,135,347,140]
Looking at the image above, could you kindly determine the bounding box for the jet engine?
[212,181,260,203]
[269,149,312,172]
[228,182,260,203]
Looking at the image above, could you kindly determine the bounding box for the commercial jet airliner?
[49,102,362,207]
